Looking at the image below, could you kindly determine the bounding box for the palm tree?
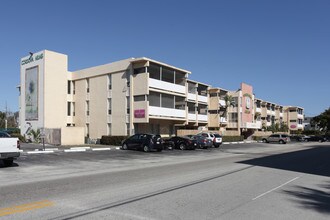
[219,95,235,129]
[28,128,41,143]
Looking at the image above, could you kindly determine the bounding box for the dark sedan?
[168,136,197,150]
[121,134,163,152]
[305,136,328,142]
[185,135,212,149]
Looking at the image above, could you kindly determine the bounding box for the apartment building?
[283,106,304,132]
[19,50,304,145]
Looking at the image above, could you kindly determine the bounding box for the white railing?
[220,117,227,123]
[86,116,90,123]
[267,110,271,115]
[149,106,185,118]
[198,114,208,122]
[198,95,208,103]
[188,93,197,101]
[298,114,304,119]
[67,94,73,102]
[108,90,112,98]
[256,107,261,113]
[67,116,74,124]
[126,115,130,123]
[219,100,226,107]
[266,122,271,126]
[297,124,304,129]
[149,78,185,94]
[86,93,90,100]
[107,115,112,123]
[271,111,276,116]
[188,113,197,121]
[280,113,283,117]
[244,121,262,129]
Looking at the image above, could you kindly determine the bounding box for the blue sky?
[1,0,329,116]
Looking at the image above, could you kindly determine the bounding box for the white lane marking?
[252,176,300,200]
[70,147,91,150]
[91,148,111,151]
[64,149,86,152]
[116,147,120,150]
[27,151,54,154]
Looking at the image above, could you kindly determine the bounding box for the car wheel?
[122,144,128,150]
[4,159,13,167]
[262,139,268,143]
[319,139,322,143]
[143,145,149,152]
[157,149,162,152]
[179,143,186,150]
[214,144,220,148]
[279,140,284,144]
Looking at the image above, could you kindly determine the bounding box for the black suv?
[121,134,163,152]
[167,136,197,150]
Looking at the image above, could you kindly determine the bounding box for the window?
[298,119,303,124]
[108,74,112,90]
[162,93,174,108]
[149,92,160,107]
[188,102,196,114]
[148,64,161,80]
[86,124,89,137]
[229,113,238,122]
[290,120,297,122]
[210,93,218,97]
[67,81,71,94]
[134,95,146,102]
[86,101,90,116]
[108,98,111,114]
[209,110,218,114]
[175,96,185,110]
[127,97,130,114]
[72,102,75,116]
[175,71,186,85]
[188,82,196,94]
[198,104,208,115]
[290,109,296,112]
[86,79,90,93]
[162,67,174,83]
[134,67,146,75]
[67,102,71,116]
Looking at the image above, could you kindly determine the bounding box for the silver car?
[262,134,290,144]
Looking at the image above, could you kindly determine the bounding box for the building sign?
[290,125,297,129]
[25,66,38,120]
[134,109,145,118]
[21,53,43,65]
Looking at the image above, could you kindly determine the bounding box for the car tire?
[122,144,128,150]
[179,143,186,150]
[4,159,13,167]
[214,144,220,148]
[262,139,268,143]
[157,149,162,152]
[143,145,149,152]
[279,140,285,144]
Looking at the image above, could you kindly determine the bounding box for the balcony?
[108,90,112,98]
[188,93,197,101]
[107,115,112,123]
[219,100,226,107]
[298,114,304,119]
[280,113,283,117]
[267,110,271,115]
[256,107,261,113]
[298,124,304,129]
[67,116,74,124]
[149,106,185,118]
[198,114,208,122]
[271,111,276,116]
[266,122,271,126]
[188,113,197,121]
[149,78,185,94]
[220,117,227,123]
[243,121,262,129]
[198,95,208,103]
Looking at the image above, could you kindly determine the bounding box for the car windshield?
[213,134,221,137]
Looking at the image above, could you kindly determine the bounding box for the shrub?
[252,136,264,141]
[222,136,244,142]
[10,133,26,143]
[100,136,128,146]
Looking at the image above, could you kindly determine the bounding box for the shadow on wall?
[282,183,330,215]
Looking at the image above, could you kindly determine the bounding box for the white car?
[197,132,222,148]
[0,131,20,166]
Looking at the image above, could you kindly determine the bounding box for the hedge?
[10,133,26,143]
[222,136,244,142]
[100,136,128,146]
[252,136,265,141]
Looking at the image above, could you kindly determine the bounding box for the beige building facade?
[19,50,304,145]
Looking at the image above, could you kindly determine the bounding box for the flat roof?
[131,57,191,74]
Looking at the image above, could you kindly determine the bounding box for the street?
[1,142,330,219]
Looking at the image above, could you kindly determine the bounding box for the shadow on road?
[283,183,330,214]
[238,145,330,177]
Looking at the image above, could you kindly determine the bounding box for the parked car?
[186,135,213,149]
[197,132,222,148]
[262,134,290,144]
[304,135,327,142]
[0,131,11,138]
[168,136,197,150]
[121,134,163,152]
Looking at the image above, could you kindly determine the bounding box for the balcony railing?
[188,93,197,101]
[188,113,197,121]
[219,100,226,107]
[198,95,208,103]
[149,106,185,118]
[198,114,208,122]
[149,78,185,94]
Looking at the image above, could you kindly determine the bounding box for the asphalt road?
[0,142,329,219]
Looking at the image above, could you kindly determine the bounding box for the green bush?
[100,136,128,146]
[252,136,264,141]
[222,136,244,142]
[10,133,26,143]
